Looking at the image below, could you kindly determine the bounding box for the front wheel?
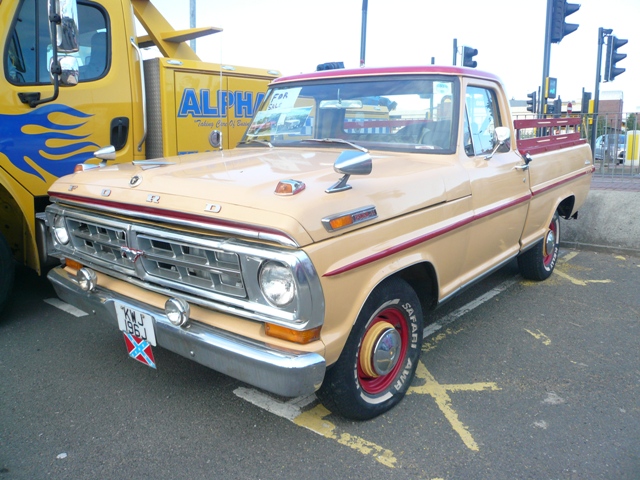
[0,233,15,313]
[317,277,423,420]
[518,212,560,281]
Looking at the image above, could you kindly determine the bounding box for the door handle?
[514,164,529,171]
[110,117,129,151]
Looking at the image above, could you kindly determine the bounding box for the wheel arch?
[557,195,576,219]
[389,260,439,318]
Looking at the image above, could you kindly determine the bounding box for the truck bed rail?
[514,117,586,156]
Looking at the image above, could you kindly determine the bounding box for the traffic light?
[526,91,537,113]
[545,77,557,99]
[550,0,580,43]
[604,36,628,82]
[462,46,478,68]
[580,91,591,114]
[553,98,562,116]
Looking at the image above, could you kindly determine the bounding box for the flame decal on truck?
[0,104,98,181]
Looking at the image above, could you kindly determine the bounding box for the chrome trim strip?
[322,205,378,232]
[48,267,325,397]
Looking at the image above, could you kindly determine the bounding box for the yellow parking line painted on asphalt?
[408,362,501,451]
[422,327,464,353]
[525,328,552,345]
[554,269,613,286]
[560,251,580,263]
[294,404,398,468]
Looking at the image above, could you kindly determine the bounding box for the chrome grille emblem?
[130,175,142,187]
[120,246,145,263]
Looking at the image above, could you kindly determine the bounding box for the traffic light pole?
[540,0,553,116]
[590,27,610,156]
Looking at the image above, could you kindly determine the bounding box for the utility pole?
[453,38,457,66]
[360,0,368,67]
[190,0,196,52]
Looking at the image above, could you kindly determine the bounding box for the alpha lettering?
[178,89,265,119]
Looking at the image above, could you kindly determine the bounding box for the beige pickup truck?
[45,66,593,420]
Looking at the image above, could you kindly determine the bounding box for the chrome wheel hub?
[544,229,556,257]
[360,321,402,377]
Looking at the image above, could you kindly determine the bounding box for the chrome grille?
[67,218,133,270]
[136,234,245,297]
[63,214,246,298]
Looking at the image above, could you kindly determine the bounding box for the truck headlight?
[259,261,296,307]
[53,215,70,245]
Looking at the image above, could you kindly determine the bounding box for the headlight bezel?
[259,260,297,308]
[53,214,70,245]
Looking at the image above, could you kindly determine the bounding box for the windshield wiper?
[239,139,273,148]
[302,138,368,153]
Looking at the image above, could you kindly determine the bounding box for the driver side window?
[5,0,109,85]
[464,86,502,156]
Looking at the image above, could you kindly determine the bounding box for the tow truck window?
[5,0,109,85]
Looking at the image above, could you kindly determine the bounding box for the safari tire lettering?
[317,278,423,420]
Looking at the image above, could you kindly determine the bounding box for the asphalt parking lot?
[1,249,639,479]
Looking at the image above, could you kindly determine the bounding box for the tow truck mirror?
[55,55,79,86]
[53,0,80,53]
[24,0,79,107]
[50,0,79,87]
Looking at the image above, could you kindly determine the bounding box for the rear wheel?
[518,212,560,281]
[0,233,15,313]
[317,278,423,420]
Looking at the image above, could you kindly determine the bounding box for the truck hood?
[48,147,472,246]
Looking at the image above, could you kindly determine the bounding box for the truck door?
[458,82,530,284]
[2,0,135,200]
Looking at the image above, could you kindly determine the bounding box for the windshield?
[240,76,459,153]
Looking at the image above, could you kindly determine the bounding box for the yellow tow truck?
[0,0,279,311]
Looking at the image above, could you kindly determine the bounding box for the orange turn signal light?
[264,323,321,344]
[329,215,354,230]
[274,179,305,196]
[65,258,84,270]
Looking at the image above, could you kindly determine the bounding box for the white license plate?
[115,301,157,346]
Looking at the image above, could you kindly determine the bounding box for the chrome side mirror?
[326,150,372,193]
[485,126,512,160]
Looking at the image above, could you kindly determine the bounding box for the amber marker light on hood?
[265,323,321,344]
[275,179,306,196]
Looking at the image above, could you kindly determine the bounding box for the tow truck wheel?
[0,233,15,313]
[317,278,423,420]
[518,212,560,281]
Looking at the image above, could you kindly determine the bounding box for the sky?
[148,0,640,111]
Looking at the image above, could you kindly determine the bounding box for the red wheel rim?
[358,307,409,395]
[543,218,558,267]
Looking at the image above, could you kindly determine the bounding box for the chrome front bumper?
[48,267,326,397]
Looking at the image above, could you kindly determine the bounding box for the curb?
[560,189,640,256]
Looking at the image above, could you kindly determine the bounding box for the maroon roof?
[272,65,503,85]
